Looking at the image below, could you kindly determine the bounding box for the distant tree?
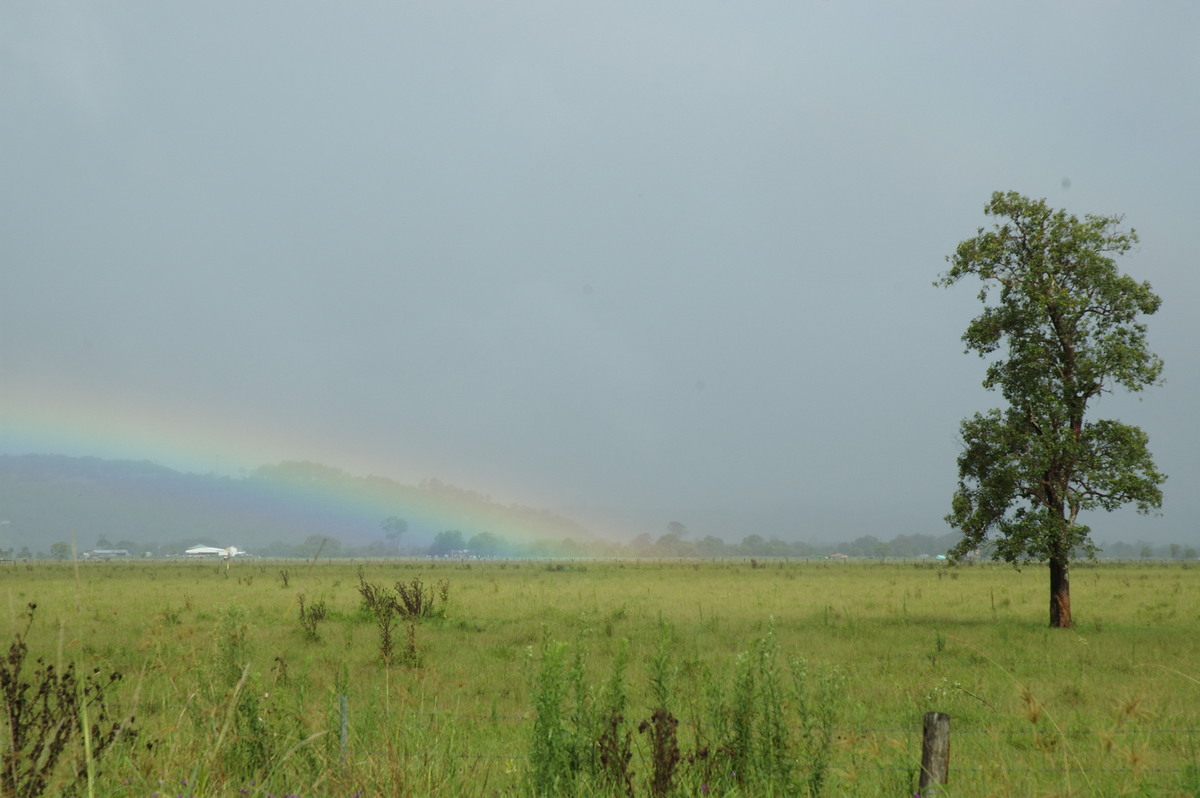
[558,538,586,557]
[296,535,342,559]
[1104,540,1134,559]
[789,539,816,558]
[850,535,880,558]
[96,535,113,549]
[1169,543,1182,560]
[50,541,72,560]
[1184,546,1198,561]
[629,533,654,554]
[740,534,766,554]
[17,546,32,560]
[889,535,920,558]
[380,516,408,551]
[259,540,298,558]
[653,533,694,557]
[429,529,465,557]
[666,521,689,538]
[467,531,502,558]
[939,191,1165,628]
[256,461,347,483]
[655,532,681,548]
[360,540,393,558]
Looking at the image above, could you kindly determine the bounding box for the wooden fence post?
[919,711,951,793]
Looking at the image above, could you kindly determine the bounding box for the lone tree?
[381,516,408,551]
[938,191,1165,628]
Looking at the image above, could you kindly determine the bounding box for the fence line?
[106,700,1200,739]
[102,697,1200,782]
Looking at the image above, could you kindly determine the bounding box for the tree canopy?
[429,529,466,556]
[938,191,1165,627]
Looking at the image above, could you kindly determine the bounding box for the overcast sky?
[3,2,1197,545]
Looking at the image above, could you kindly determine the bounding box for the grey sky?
[3,2,1197,544]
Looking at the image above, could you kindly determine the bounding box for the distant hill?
[0,454,593,556]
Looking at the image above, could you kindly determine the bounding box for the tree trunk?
[1049,555,1073,628]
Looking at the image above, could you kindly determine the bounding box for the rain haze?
[2,2,1198,546]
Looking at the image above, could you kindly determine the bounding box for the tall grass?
[3,558,1199,795]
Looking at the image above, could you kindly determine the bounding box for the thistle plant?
[0,604,132,798]
[639,623,681,798]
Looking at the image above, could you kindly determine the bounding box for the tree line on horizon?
[13,527,1195,562]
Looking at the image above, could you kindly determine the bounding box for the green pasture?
[2,558,1198,796]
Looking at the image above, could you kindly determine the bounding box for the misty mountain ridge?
[0,453,592,555]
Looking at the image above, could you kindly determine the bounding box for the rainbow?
[2,384,391,479]
[1,390,603,547]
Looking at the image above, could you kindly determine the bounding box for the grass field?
[2,558,1198,796]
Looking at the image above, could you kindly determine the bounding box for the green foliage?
[526,619,846,797]
[380,515,408,538]
[939,191,1166,625]
[692,622,845,796]
[529,636,573,795]
[467,531,503,557]
[429,529,466,556]
[639,625,681,797]
[791,651,845,796]
[596,640,633,796]
[212,607,263,772]
[0,604,130,798]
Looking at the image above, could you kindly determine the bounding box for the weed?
[215,605,250,686]
[792,655,845,796]
[754,625,795,791]
[271,656,289,687]
[395,576,448,620]
[357,575,440,665]
[356,575,390,617]
[596,640,633,796]
[401,621,420,667]
[725,646,756,782]
[377,602,396,666]
[529,636,572,795]
[640,624,681,797]
[567,629,594,777]
[0,603,132,798]
[638,708,681,798]
[296,593,327,641]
